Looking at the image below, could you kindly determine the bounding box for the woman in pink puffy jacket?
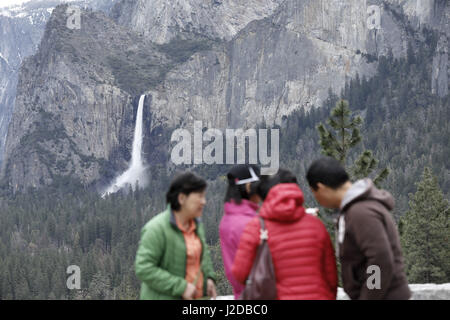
[219,164,262,299]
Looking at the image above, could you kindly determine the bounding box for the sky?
[0,0,82,9]
[0,0,30,8]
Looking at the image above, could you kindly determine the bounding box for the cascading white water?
[130,94,144,168]
[102,94,148,196]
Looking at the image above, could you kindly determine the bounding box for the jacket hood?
[340,178,395,212]
[260,183,306,222]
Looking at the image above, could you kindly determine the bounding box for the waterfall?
[102,94,148,196]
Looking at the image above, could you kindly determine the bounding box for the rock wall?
[0,0,119,169]
[143,0,419,131]
[111,0,285,44]
[1,5,153,191]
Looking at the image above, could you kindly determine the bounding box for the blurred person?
[306,157,411,300]
[135,172,216,300]
[219,164,262,299]
[232,169,338,299]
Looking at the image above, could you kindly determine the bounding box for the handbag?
[240,217,277,300]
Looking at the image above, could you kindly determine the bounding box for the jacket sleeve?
[135,223,187,298]
[348,206,395,300]
[231,217,260,284]
[320,222,338,299]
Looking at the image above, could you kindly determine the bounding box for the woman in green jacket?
[135,172,217,300]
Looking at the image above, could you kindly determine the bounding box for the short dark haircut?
[277,169,298,184]
[306,157,350,190]
[166,172,207,211]
[257,169,298,200]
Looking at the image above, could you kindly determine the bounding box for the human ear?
[178,193,186,206]
[316,182,326,191]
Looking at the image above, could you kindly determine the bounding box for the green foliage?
[316,99,389,186]
[361,52,378,63]
[107,35,218,95]
[400,168,450,283]
[106,55,168,96]
[0,177,164,299]
[317,99,362,164]
[158,35,216,64]
[87,272,113,300]
[353,150,389,186]
[19,111,67,148]
[0,168,228,299]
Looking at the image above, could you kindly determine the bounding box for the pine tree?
[87,272,112,300]
[316,99,389,186]
[400,167,449,283]
[352,150,389,186]
[114,272,138,300]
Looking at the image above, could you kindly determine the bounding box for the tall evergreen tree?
[316,99,389,186]
[400,167,449,283]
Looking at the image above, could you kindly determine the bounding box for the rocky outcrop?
[395,0,449,31]
[432,34,449,97]
[0,2,52,167]
[0,0,119,168]
[0,57,17,157]
[1,4,175,192]
[111,0,284,44]
[388,0,449,98]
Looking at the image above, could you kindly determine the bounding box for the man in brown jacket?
[306,157,411,300]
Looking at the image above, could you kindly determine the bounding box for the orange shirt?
[176,217,204,299]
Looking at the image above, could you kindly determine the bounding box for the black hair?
[166,172,207,211]
[257,169,298,200]
[224,164,261,204]
[224,182,249,204]
[306,157,350,190]
[277,169,298,184]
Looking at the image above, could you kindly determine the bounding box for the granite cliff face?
[398,0,449,97]
[111,0,285,44]
[0,2,53,168]
[1,0,449,192]
[124,0,449,131]
[1,4,173,191]
[0,0,118,168]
